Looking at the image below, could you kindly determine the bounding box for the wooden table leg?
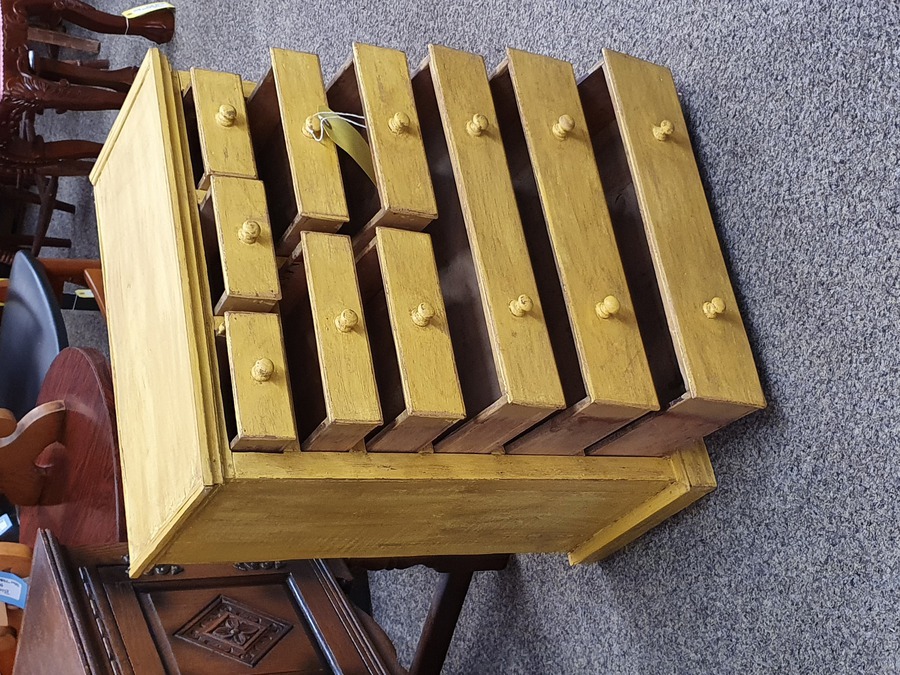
[408,570,475,675]
[31,57,138,94]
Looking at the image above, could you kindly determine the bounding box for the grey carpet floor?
[33,1,899,672]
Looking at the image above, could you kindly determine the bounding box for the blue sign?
[0,573,27,609]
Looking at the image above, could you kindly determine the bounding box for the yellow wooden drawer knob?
[303,114,322,139]
[388,111,411,135]
[509,294,534,317]
[251,358,275,382]
[466,113,489,137]
[552,114,575,140]
[335,308,359,333]
[216,104,237,127]
[411,302,435,327]
[652,119,674,141]
[703,296,726,319]
[595,295,621,319]
[238,220,261,245]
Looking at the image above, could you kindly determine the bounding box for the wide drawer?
[411,44,565,453]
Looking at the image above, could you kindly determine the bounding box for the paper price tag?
[0,573,27,609]
[316,109,376,185]
[122,2,175,19]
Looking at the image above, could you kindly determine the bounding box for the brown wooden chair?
[0,0,175,255]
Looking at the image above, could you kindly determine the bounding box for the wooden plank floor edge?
[566,440,716,565]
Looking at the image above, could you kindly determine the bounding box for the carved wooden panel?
[14,533,395,674]
[175,595,292,666]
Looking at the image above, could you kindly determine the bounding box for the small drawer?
[491,48,658,456]
[578,49,765,457]
[280,231,382,451]
[327,43,437,246]
[247,48,348,256]
[223,311,297,451]
[411,44,565,453]
[200,175,281,314]
[189,68,257,189]
[358,227,465,452]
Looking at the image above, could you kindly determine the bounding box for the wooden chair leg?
[8,75,126,111]
[31,56,137,94]
[26,0,175,44]
[408,571,474,675]
[30,175,59,256]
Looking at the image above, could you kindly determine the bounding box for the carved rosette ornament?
[175,595,292,666]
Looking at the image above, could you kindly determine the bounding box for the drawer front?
[302,231,382,449]
[427,44,564,410]
[225,311,297,451]
[504,48,657,413]
[602,49,764,408]
[208,175,281,314]
[353,43,437,228]
[191,68,257,187]
[368,227,464,450]
[269,48,348,248]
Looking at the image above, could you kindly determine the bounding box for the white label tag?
[122,2,175,19]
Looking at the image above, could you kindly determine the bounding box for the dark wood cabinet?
[15,531,401,674]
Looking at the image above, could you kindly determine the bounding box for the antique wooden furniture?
[91,45,761,576]
[17,347,123,549]
[15,531,402,674]
[0,0,176,257]
[15,532,506,674]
